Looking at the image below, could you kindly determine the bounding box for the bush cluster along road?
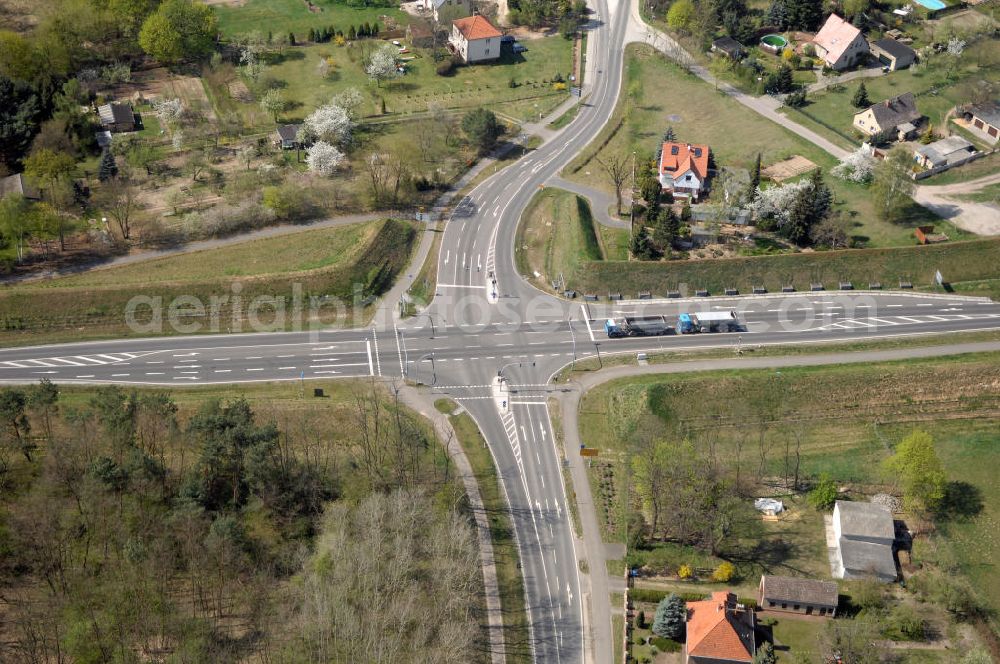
[4,1,1000,663]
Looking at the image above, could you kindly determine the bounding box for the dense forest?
[0,381,483,662]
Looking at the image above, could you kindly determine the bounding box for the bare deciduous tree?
[597,154,629,215]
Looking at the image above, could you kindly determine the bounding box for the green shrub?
[650,636,681,652]
[808,474,838,510]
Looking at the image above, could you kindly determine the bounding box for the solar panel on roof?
[694,148,702,157]
[670,145,678,155]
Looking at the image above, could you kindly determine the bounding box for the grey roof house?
[853,92,922,140]
[832,501,897,583]
[0,173,41,201]
[915,136,976,169]
[870,38,916,71]
[711,36,745,59]
[275,124,303,149]
[97,101,136,133]
[963,100,1000,143]
[759,575,839,617]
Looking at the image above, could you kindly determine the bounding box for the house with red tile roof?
[813,14,869,71]
[658,142,710,201]
[450,15,503,63]
[685,591,756,664]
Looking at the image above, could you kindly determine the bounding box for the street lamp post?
[568,317,578,369]
[418,353,436,385]
[497,360,536,382]
[415,312,439,338]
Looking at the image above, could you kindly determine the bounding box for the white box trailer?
[677,310,739,333]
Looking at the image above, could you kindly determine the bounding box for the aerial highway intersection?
[4,0,1000,659]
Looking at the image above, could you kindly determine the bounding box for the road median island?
[0,219,417,347]
[515,187,623,291]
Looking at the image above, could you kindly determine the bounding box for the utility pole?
[629,151,637,237]
[568,317,578,369]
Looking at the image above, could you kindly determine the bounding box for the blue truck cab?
[677,313,696,334]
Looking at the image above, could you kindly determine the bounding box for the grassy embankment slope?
[0,218,417,347]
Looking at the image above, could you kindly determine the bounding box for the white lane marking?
[111,373,129,377]
[278,366,296,370]
[393,324,405,377]
[372,328,382,376]
[246,368,265,372]
[214,369,232,373]
[436,284,487,289]
[581,304,596,342]
[366,339,374,377]
[276,354,294,358]
[47,358,85,366]
[444,250,450,265]
[309,362,370,369]
[76,375,95,378]
[313,370,341,375]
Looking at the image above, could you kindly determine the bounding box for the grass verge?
[0,218,417,347]
[446,403,532,664]
[555,328,1000,382]
[515,187,604,291]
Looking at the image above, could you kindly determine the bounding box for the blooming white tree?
[366,44,399,87]
[260,89,287,121]
[831,145,877,183]
[305,104,353,144]
[306,141,346,176]
[946,37,966,57]
[154,98,184,125]
[748,179,812,226]
[331,87,365,119]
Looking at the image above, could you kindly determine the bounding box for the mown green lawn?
[213,0,406,38]
[263,38,573,120]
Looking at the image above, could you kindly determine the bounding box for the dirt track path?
[912,171,1000,235]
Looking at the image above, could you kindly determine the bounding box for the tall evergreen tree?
[852,81,871,108]
[747,152,762,200]
[767,0,788,29]
[630,226,659,260]
[785,0,823,30]
[652,594,686,639]
[98,150,118,182]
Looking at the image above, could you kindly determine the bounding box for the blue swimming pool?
[913,0,946,10]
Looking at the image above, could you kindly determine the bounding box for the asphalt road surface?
[4,0,1000,658]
